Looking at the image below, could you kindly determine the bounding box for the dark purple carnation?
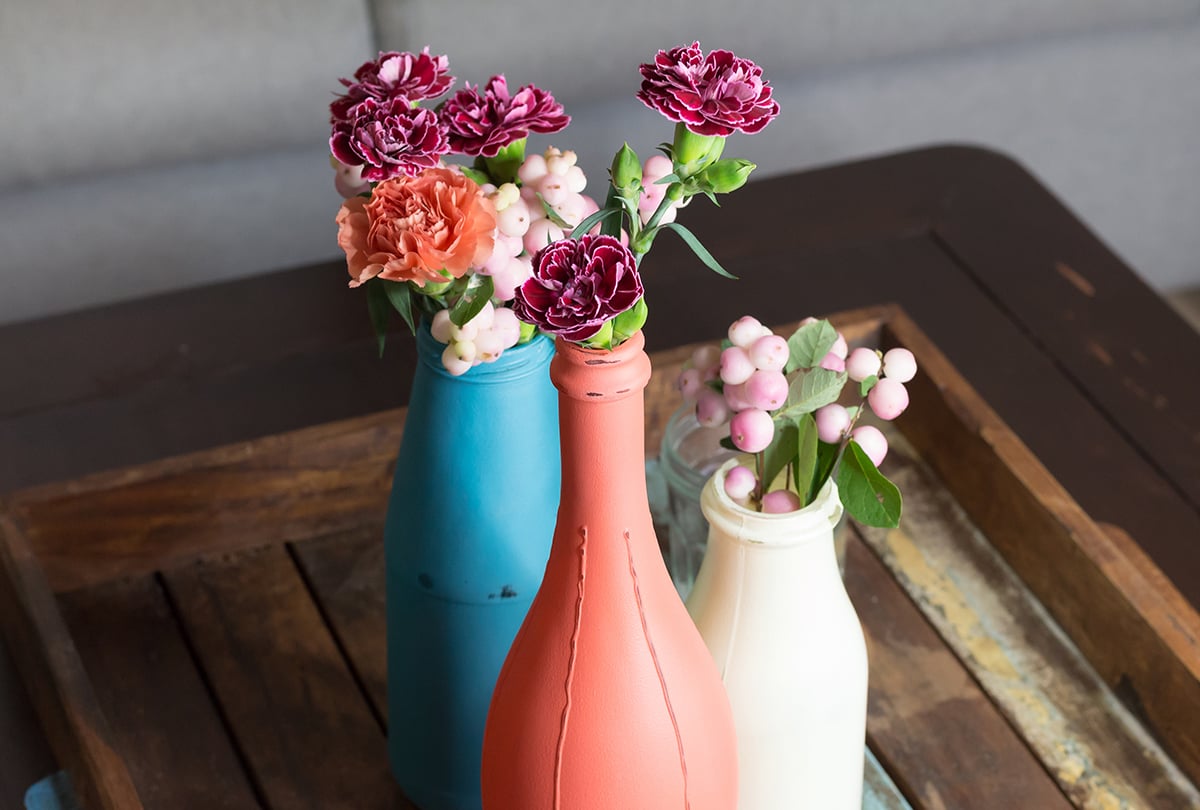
[440,75,571,158]
[331,49,454,122]
[330,99,450,181]
[637,41,779,137]
[511,235,643,342]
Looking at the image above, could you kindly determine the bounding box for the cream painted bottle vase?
[686,459,868,810]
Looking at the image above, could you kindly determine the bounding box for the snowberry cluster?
[478,147,600,303]
[430,302,524,376]
[678,315,918,514]
[637,155,683,226]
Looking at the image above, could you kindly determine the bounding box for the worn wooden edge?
[883,307,1200,785]
[0,514,144,810]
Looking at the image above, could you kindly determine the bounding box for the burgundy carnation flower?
[511,235,643,342]
[330,98,450,182]
[440,76,571,158]
[331,49,454,122]
[637,41,779,137]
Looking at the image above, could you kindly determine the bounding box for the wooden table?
[1,145,1197,807]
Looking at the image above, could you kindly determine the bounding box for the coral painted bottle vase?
[482,331,738,810]
[385,324,559,810]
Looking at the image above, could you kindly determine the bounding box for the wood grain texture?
[883,309,1200,788]
[860,431,1200,807]
[7,410,401,593]
[864,748,914,810]
[162,543,408,810]
[845,532,1073,809]
[0,516,143,810]
[0,637,57,809]
[291,526,388,718]
[58,576,260,809]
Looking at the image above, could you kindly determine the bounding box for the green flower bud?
[610,143,642,195]
[612,297,648,344]
[699,159,756,194]
[420,279,454,296]
[518,319,538,344]
[672,123,720,168]
[582,319,615,350]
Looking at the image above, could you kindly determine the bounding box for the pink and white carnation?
[330,100,450,182]
[330,48,454,121]
[637,41,780,137]
[441,76,571,158]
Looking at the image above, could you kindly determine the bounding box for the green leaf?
[780,367,847,418]
[794,414,819,504]
[612,297,648,345]
[811,439,840,502]
[661,222,737,279]
[448,275,494,327]
[365,279,391,358]
[761,420,798,495]
[837,440,903,528]
[382,280,417,336]
[535,193,573,229]
[459,165,491,186]
[653,172,680,185]
[860,374,879,397]
[570,206,620,239]
[719,436,737,451]
[482,138,526,185]
[786,319,838,372]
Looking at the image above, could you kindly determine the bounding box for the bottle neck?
[550,332,653,524]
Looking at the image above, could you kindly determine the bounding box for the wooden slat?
[58,576,261,809]
[884,309,1200,787]
[864,748,913,810]
[0,516,143,810]
[0,637,57,809]
[7,410,401,593]
[844,533,1073,809]
[859,432,1200,807]
[162,543,407,810]
[291,526,388,717]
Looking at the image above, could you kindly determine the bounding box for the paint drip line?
[625,529,691,810]
[553,525,588,809]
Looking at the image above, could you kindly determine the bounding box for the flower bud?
[610,143,643,196]
[698,159,756,194]
[672,123,725,177]
[612,297,648,343]
[582,319,614,350]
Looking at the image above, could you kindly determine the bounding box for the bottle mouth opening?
[701,458,843,546]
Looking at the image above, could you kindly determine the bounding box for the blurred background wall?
[2,0,1198,325]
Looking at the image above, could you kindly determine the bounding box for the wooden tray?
[2,306,1197,810]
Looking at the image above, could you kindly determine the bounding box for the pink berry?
[678,368,704,402]
[814,403,851,443]
[748,334,789,372]
[441,344,472,376]
[728,316,768,349]
[691,345,721,372]
[475,329,506,363]
[868,378,910,421]
[819,352,846,372]
[517,153,548,184]
[845,348,881,382]
[744,369,789,411]
[882,348,917,383]
[430,309,454,344]
[643,154,674,183]
[851,425,888,466]
[830,333,848,360]
[723,382,751,411]
[723,465,757,501]
[496,199,531,238]
[719,346,756,385]
[762,489,802,514]
[729,408,775,453]
[696,388,730,427]
[523,218,564,255]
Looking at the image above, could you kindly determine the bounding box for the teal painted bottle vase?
[385,324,559,810]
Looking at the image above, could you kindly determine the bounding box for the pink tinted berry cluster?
[430,302,523,376]
[678,315,918,514]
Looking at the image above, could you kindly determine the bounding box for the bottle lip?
[550,331,651,401]
[701,458,843,546]
[416,320,555,383]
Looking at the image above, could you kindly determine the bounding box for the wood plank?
[859,430,1200,808]
[7,409,401,593]
[162,543,408,810]
[884,309,1200,788]
[291,526,388,717]
[0,516,143,810]
[863,748,913,810]
[0,638,57,810]
[844,532,1073,809]
[57,576,261,809]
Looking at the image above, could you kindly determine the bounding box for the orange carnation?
[336,167,496,288]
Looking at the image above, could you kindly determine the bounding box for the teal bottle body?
[385,325,559,810]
